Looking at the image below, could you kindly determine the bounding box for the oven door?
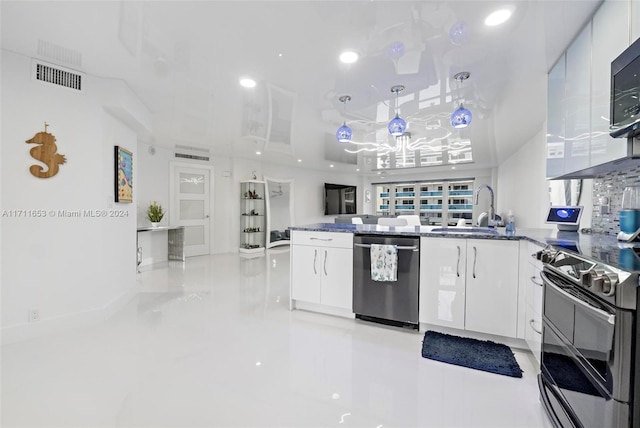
[540,269,632,428]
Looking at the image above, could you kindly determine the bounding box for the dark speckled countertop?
[289,223,640,272]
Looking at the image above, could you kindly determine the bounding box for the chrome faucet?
[474,184,496,226]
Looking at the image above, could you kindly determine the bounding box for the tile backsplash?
[592,165,640,234]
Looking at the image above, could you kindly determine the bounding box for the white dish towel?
[370,244,398,282]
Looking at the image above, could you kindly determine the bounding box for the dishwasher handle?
[354,243,418,251]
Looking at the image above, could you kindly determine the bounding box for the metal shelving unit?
[240,180,266,254]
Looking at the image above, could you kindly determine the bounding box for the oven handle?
[354,243,418,251]
[541,271,615,325]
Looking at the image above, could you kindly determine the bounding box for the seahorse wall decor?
[26,122,66,178]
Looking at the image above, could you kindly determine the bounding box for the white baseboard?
[291,300,355,319]
[1,290,135,346]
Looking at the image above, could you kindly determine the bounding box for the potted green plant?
[147,201,165,227]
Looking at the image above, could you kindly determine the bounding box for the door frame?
[169,161,215,257]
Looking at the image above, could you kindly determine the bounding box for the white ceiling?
[1,0,602,176]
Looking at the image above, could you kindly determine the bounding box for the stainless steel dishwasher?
[353,234,420,329]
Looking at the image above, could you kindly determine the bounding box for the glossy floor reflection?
[2,250,552,427]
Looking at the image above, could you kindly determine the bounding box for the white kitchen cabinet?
[519,241,544,364]
[547,0,637,178]
[591,0,629,167]
[563,24,591,174]
[290,231,353,312]
[465,239,520,338]
[420,237,520,338]
[419,237,467,329]
[524,272,543,364]
[632,0,640,46]
[291,245,322,302]
[547,55,566,179]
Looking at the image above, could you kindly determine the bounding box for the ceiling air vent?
[32,60,84,92]
[175,144,210,162]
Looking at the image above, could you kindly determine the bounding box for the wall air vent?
[32,60,84,92]
[174,144,210,162]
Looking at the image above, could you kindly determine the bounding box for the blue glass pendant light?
[450,72,472,129]
[336,95,352,143]
[451,104,472,128]
[388,85,407,136]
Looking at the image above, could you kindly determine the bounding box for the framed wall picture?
[114,146,133,203]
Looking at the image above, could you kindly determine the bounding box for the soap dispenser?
[505,210,516,235]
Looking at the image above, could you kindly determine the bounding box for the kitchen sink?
[430,227,500,236]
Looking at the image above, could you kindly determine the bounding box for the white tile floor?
[2,250,553,427]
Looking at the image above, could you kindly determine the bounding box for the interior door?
[171,165,211,257]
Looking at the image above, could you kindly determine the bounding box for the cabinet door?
[321,247,353,309]
[591,0,629,167]
[465,240,519,338]
[419,237,466,329]
[633,0,640,47]
[525,262,544,364]
[291,245,322,303]
[564,24,591,174]
[547,55,566,179]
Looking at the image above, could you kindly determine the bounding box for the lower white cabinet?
[420,237,520,338]
[465,239,520,338]
[290,231,353,311]
[419,238,467,329]
[520,241,544,363]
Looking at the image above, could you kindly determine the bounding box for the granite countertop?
[289,223,640,272]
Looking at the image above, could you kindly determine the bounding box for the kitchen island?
[288,223,640,361]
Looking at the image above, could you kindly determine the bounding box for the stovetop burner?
[536,247,638,310]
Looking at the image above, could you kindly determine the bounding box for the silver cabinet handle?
[456,245,461,277]
[354,243,418,251]
[310,237,333,241]
[529,319,542,335]
[531,275,543,287]
[472,246,477,279]
[313,249,318,275]
[541,271,615,325]
[323,250,328,276]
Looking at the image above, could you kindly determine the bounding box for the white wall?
[1,50,145,343]
[496,129,550,228]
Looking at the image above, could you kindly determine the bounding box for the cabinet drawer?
[291,231,353,248]
[527,241,544,269]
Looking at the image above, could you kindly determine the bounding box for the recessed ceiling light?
[339,50,359,64]
[297,159,302,162]
[256,151,261,155]
[329,164,334,168]
[240,77,256,88]
[356,168,360,172]
[485,8,512,26]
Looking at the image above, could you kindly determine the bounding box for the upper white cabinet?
[420,237,520,338]
[547,55,566,179]
[591,0,630,167]
[632,0,640,42]
[563,24,591,174]
[547,0,636,178]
